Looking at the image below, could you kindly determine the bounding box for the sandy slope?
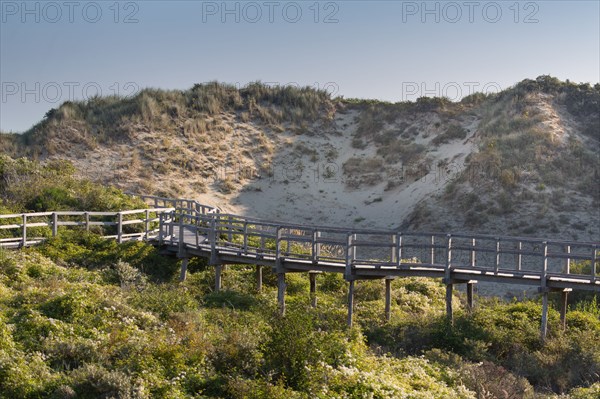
[220,111,478,231]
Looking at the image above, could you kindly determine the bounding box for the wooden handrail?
[1,195,598,294]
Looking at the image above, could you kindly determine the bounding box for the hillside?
[1,77,599,243]
[1,102,600,398]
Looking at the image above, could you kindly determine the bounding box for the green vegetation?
[432,124,468,145]
[0,155,144,213]
[1,154,599,398]
[6,82,337,158]
[1,239,599,398]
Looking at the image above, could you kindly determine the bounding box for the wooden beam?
[445,283,453,325]
[21,215,27,247]
[277,272,286,316]
[560,290,569,331]
[347,280,355,327]
[385,278,392,321]
[466,282,474,313]
[541,290,549,342]
[52,213,58,237]
[215,264,222,292]
[179,258,188,282]
[117,212,123,244]
[256,265,263,292]
[309,272,317,308]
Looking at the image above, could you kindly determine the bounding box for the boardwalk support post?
[309,272,318,308]
[466,282,475,313]
[560,289,571,331]
[541,289,549,341]
[277,272,286,316]
[347,280,355,327]
[215,264,222,292]
[179,258,189,282]
[256,265,263,292]
[385,278,392,321]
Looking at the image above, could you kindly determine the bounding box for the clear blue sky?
[1,0,599,132]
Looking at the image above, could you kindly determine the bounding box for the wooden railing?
[0,208,174,248]
[157,210,599,291]
[2,194,598,339]
[128,193,220,215]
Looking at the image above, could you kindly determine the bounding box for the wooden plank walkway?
[1,193,598,340]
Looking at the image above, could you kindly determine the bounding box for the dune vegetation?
[1,156,600,398]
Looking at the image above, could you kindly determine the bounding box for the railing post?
[227,215,233,242]
[470,238,476,267]
[540,241,549,342]
[52,212,58,237]
[276,226,285,315]
[345,232,354,280]
[397,233,403,267]
[84,212,90,232]
[209,216,218,265]
[275,226,283,262]
[178,211,185,257]
[312,230,321,262]
[168,212,174,241]
[517,241,522,271]
[563,245,571,274]
[21,214,27,247]
[346,232,355,327]
[391,234,397,264]
[444,234,453,325]
[145,210,150,240]
[158,212,164,245]
[117,212,123,244]
[430,235,435,265]
[195,215,199,248]
[591,245,597,283]
[243,222,248,255]
[494,238,500,274]
[385,278,392,321]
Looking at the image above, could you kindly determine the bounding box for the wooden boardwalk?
[2,193,598,340]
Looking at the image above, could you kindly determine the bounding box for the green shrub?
[432,124,468,145]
